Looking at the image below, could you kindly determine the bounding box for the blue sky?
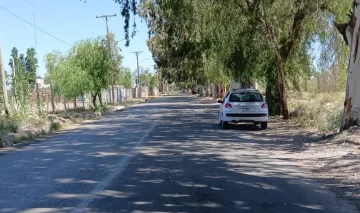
[0,0,154,77]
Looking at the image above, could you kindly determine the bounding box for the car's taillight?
[261,103,268,108]
[225,103,232,108]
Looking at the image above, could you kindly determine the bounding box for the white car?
[218,89,269,129]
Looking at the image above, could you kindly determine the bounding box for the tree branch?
[281,10,306,60]
[334,22,349,45]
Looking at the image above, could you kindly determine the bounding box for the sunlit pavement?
[0,94,358,213]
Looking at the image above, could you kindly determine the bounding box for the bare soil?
[267,118,360,209]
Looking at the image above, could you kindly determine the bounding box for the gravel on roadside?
[266,118,360,210]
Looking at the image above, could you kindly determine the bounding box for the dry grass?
[288,92,345,132]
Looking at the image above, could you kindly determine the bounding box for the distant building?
[35,78,50,89]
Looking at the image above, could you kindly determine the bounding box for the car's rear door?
[228,91,265,114]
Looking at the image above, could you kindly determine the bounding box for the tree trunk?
[36,82,41,115]
[274,53,289,119]
[98,92,103,106]
[336,3,360,130]
[265,64,281,116]
[219,85,225,99]
[0,42,10,117]
[92,94,97,109]
[111,85,115,105]
[50,82,55,113]
[266,79,281,116]
[216,84,222,99]
[262,17,290,119]
[74,98,77,109]
[82,94,85,108]
[11,56,17,108]
[267,27,289,119]
[206,82,211,97]
[63,99,67,111]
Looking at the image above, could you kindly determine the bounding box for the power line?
[22,0,59,26]
[0,4,71,46]
[23,0,74,32]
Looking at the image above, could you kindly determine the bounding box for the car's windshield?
[229,92,264,102]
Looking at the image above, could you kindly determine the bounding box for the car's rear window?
[229,92,264,102]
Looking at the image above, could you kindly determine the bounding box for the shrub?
[289,92,344,132]
[50,122,62,131]
[95,105,107,114]
[0,118,20,133]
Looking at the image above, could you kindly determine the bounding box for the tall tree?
[335,0,360,130]
[0,42,10,116]
[9,47,31,108]
[73,38,111,107]
[25,48,38,88]
[121,67,132,88]
[44,51,62,113]
[103,32,124,86]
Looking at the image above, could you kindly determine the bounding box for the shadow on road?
[0,96,356,213]
[85,96,354,213]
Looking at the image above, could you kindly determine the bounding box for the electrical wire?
[22,0,61,26]
[0,4,71,46]
[22,0,75,33]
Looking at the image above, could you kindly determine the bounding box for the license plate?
[239,107,252,111]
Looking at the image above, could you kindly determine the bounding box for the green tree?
[135,0,351,117]
[149,74,158,88]
[9,47,31,109]
[102,32,124,104]
[121,67,132,89]
[25,48,38,88]
[45,51,66,112]
[73,38,111,107]
[52,54,88,102]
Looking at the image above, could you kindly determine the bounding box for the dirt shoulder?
[266,118,360,209]
[0,98,151,153]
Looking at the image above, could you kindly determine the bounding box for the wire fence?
[0,86,159,115]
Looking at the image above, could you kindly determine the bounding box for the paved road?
[0,95,358,213]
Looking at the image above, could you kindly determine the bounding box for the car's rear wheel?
[222,121,229,129]
[261,122,268,130]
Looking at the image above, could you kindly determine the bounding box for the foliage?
[50,122,62,131]
[74,38,111,97]
[148,74,158,88]
[103,32,124,85]
[289,92,345,132]
[94,105,107,114]
[137,67,158,87]
[25,48,38,88]
[126,0,352,119]
[121,67,132,88]
[7,47,39,115]
[46,37,113,107]
[0,117,20,133]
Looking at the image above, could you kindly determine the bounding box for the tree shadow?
[0,96,357,213]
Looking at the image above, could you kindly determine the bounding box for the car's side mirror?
[217,100,223,104]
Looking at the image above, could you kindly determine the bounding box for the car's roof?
[230,88,261,93]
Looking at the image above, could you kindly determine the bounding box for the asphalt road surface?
[0,95,358,213]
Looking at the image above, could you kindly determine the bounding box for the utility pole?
[96,14,117,105]
[0,41,10,117]
[33,11,41,115]
[131,51,143,87]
